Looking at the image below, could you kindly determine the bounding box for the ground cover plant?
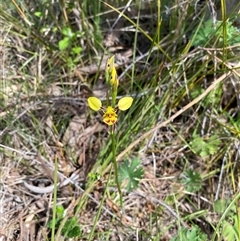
[0,0,240,240]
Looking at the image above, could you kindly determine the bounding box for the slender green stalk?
[88,56,133,214]
[111,87,117,107]
[88,164,113,240]
[51,156,58,241]
[110,127,123,210]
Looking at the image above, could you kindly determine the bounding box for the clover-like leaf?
[118,97,133,111]
[63,216,81,238]
[180,169,202,193]
[190,134,220,157]
[88,97,102,111]
[170,226,207,241]
[119,158,144,192]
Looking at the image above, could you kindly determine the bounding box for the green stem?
[110,127,123,210]
[88,165,113,240]
[51,156,58,241]
[111,87,117,107]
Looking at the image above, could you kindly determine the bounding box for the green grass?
[1,0,240,240]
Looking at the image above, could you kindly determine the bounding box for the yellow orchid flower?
[87,96,133,126]
[103,106,118,125]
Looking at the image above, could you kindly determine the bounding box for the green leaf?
[180,169,202,193]
[34,12,42,17]
[170,226,207,241]
[58,37,71,51]
[47,205,64,228]
[192,19,214,46]
[62,26,74,38]
[71,46,82,54]
[190,85,222,107]
[214,199,228,214]
[222,220,236,241]
[47,216,62,229]
[67,226,81,238]
[56,205,64,218]
[75,31,85,38]
[119,158,144,192]
[192,19,240,48]
[88,172,101,181]
[63,217,77,232]
[62,216,81,238]
[190,134,221,157]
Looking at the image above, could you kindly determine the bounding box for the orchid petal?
[88,97,102,111]
[103,106,118,125]
[118,97,133,111]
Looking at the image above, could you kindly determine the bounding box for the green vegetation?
[119,158,144,192]
[0,0,240,240]
[48,205,81,238]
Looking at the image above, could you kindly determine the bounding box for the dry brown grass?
[1,0,240,240]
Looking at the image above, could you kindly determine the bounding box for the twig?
[117,72,231,162]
